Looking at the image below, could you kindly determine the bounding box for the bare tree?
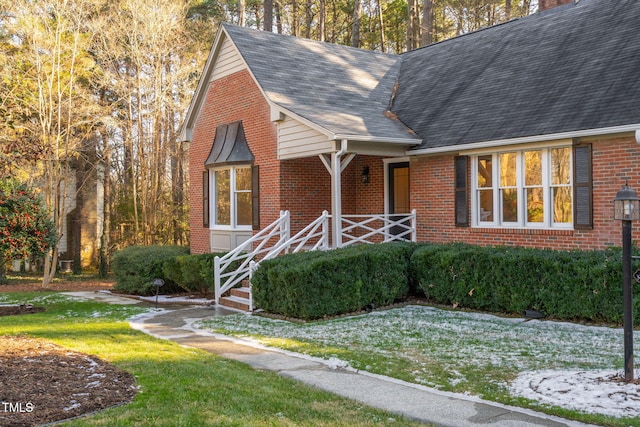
[2,0,105,286]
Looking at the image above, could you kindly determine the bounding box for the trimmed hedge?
[111,245,189,295]
[410,243,636,324]
[163,252,233,295]
[252,242,417,319]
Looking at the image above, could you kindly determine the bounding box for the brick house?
[180,0,640,305]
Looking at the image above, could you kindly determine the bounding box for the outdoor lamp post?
[613,182,640,382]
[153,278,165,311]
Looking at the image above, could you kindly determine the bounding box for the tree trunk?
[352,0,362,47]
[275,0,283,33]
[292,0,300,36]
[99,140,110,278]
[407,0,420,50]
[421,0,433,46]
[305,0,312,38]
[319,0,326,41]
[239,0,246,26]
[377,0,386,51]
[264,0,273,31]
[0,257,7,285]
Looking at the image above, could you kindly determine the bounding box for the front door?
[388,162,410,238]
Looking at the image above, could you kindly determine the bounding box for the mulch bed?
[0,336,138,427]
[0,278,139,426]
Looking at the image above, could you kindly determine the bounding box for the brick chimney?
[538,0,574,12]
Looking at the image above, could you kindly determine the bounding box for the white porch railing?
[340,209,417,246]
[213,209,416,310]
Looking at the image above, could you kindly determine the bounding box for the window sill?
[210,225,253,231]
[470,227,574,236]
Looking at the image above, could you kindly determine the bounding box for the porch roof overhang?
[272,104,421,160]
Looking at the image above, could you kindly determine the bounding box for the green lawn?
[198,305,640,427]
[0,292,428,426]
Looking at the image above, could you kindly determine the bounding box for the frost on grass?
[198,305,640,418]
[511,370,640,418]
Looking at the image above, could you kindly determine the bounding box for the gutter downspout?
[331,139,348,248]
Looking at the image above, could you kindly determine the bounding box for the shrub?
[410,243,632,323]
[163,255,206,294]
[162,252,232,295]
[111,245,189,295]
[252,242,418,320]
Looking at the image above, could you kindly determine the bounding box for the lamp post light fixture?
[613,181,640,382]
[152,278,165,311]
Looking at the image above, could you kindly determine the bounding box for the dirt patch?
[0,336,138,427]
[0,304,45,316]
[0,277,115,293]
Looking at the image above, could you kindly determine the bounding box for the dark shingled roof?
[206,0,640,151]
[392,0,640,150]
[223,24,418,142]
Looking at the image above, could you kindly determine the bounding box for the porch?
[214,209,416,312]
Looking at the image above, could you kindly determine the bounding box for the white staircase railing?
[214,209,416,310]
[214,210,290,305]
[340,209,416,247]
[262,210,330,261]
[214,210,331,309]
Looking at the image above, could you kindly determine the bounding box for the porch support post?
[331,140,348,248]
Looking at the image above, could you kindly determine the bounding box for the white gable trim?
[179,27,232,142]
[210,36,246,81]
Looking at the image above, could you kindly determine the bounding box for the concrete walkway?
[66,292,597,427]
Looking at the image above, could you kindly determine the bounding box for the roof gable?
[392,0,640,151]
[222,24,419,143]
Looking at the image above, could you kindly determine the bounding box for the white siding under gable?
[277,115,334,159]
[210,36,246,81]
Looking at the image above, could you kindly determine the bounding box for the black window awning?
[205,121,254,166]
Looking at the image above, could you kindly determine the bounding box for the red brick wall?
[279,157,331,231]
[352,155,385,215]
[538,0,573,12]
[411,135,639,250]
[190,70,634,252]
[189,70,278,253]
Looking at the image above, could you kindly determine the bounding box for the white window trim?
[209,165,253,231]
[470,146,573,230]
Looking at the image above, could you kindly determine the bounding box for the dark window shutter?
[573,144,593,230]
[252,165,260,230]
[455,156,469,227]
[203,170,210,228]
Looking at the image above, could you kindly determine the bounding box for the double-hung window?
[212,166,252,228]
[472,146,573,228]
